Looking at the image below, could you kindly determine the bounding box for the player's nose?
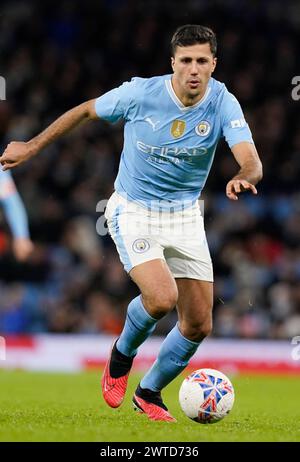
[190,62,199,75]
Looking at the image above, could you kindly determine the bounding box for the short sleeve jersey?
[95,75,253,208]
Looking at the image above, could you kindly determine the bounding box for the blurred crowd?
[0,0,300,338]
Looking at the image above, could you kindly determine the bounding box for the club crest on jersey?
[132,239,150,253]
[171,120,186,138]
[195,120,211,137]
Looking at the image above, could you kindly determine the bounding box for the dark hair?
[171,24,217,57]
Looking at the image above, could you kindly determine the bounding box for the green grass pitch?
[0,369,299,442]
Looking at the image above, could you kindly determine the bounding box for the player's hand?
[12,237,34,262]
[0,141,36,170]
[226,179,257,201]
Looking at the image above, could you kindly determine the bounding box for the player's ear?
[212,57,217,73]
[171,56,175,71]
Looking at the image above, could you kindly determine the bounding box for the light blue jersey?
[95,75,253,208]
[0,169,30,238]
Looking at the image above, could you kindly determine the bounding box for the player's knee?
[198,320,213,339]
[144,290,178,318]
[180,319,213,342]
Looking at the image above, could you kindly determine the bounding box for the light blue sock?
[116,295,158,357]
[140,323,201,392]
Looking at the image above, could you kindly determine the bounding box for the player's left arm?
[226,141,263,201]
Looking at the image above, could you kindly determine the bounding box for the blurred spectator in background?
[0,168,33,261]
[0,168,34,333]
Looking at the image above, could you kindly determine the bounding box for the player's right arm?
[0,99,98,170]
[0,77,138,170]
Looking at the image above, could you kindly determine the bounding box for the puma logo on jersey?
[145,117,160,131]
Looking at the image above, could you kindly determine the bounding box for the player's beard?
[185,82,204,100]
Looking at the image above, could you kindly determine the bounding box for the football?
[179,368,235,423]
